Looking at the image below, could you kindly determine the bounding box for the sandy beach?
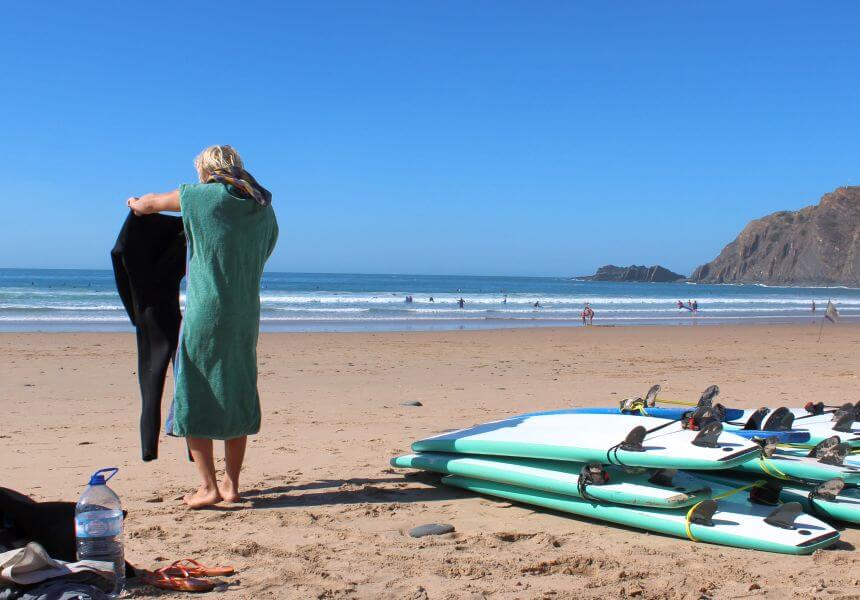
[1,324,859,599]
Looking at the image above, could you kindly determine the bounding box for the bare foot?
[218,481,241,504]
[183,486,222,509]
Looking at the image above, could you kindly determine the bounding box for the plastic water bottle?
[76,468,124,597]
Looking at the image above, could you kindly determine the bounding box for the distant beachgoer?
[503,294,507,304]
[581,310,587,325]
[811,300,816,312]
[677,300,684,309]
[692,300,698,312]
[585,306,595,325]
[405,295,413,303]
[458,297,465,308]
[127,144,278,509]
[429,297,434,303]
[534,301,541,308]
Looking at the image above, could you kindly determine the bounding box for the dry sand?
[1,324,859,599]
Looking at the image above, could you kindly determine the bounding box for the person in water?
[458,297,465,308]
[127,145,278,509]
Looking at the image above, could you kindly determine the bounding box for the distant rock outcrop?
[691,187,860,286]
[578,264,686,283]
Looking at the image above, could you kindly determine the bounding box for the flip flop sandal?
[163,558,236,578]
[140,569,216,592]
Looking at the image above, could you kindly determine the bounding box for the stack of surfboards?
[392,387,854,554]
[571,385,860,525]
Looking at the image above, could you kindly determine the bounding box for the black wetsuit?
[111,212,185,461]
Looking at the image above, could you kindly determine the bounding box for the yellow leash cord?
[758,457,790,480]
[684,480,767,542]
[657,398,698,407]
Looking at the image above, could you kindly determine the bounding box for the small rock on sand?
[409,523,454,538]
[400,401,423,407]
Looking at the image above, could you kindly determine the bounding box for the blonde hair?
[194,145,244,182]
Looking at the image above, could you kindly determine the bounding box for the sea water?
[1,268,858,332]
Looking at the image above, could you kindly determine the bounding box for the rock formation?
[691,187,860,286]
[578,265,686,283]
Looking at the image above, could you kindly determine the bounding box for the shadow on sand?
[236,471,464,509]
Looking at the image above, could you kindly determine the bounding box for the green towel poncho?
[168,182,278,439]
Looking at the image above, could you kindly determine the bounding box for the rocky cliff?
[691,187,860,286]
[579,264,686,283]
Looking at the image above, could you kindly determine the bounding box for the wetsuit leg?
[137,303,181,461]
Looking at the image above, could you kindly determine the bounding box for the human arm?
[127,189,181,215]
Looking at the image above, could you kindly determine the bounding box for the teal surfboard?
[412,413,760,470]
[735,453,860,484]
[392,453,713,508]
[441,475,838,555]
[694,472,860,526]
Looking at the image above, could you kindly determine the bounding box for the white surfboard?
[412,413,760,470]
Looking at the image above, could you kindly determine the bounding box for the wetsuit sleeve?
[111,212,137,326]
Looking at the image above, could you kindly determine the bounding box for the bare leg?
[184,438,222,509]
[220,436,247,503]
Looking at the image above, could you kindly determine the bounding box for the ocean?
[1,269,858,332]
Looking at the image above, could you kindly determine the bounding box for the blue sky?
[1,1,858,277]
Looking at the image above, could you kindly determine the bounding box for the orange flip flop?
[163,558,236,578]
[140,568,216,592]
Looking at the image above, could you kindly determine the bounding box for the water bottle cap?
[88,467,118,486]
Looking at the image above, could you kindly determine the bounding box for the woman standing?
[127,145,278,508]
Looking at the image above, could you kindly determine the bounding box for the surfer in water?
[458,297,465,309]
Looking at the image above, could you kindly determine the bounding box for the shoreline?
[2,324,859,598]
[1,313,856,334]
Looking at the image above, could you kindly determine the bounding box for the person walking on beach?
[126,145,278,509]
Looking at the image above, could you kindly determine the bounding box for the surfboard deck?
[525,408,807,442]
[392,452,713,508]
[735,453,860,484]
[694,472,860,526]
[441,475,838,555]
[412,413,760,470]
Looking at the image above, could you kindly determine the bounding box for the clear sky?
[1,2,858,277]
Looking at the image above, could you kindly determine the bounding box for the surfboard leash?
[684,480,768,542]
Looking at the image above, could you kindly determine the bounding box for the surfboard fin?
[749,480,782,506]
[579,463,610,486]
[743,407,769,430]
[697,385,719,409]
[807,435,840,458]
[831,402,856,422]
[832,412,856,434]
[644,384,661,407]
[648,468,676,487]
[688,499,717,526]
[762,407,794,431]
[691,421,722,448]
[619,426,646,452]
[804,401,825,416]
[817,442,849,466]
[755,435,778,458]
[711,403,727,423]
[684,405,720,431]
[764,502,803,529]
[811,478,845,502]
